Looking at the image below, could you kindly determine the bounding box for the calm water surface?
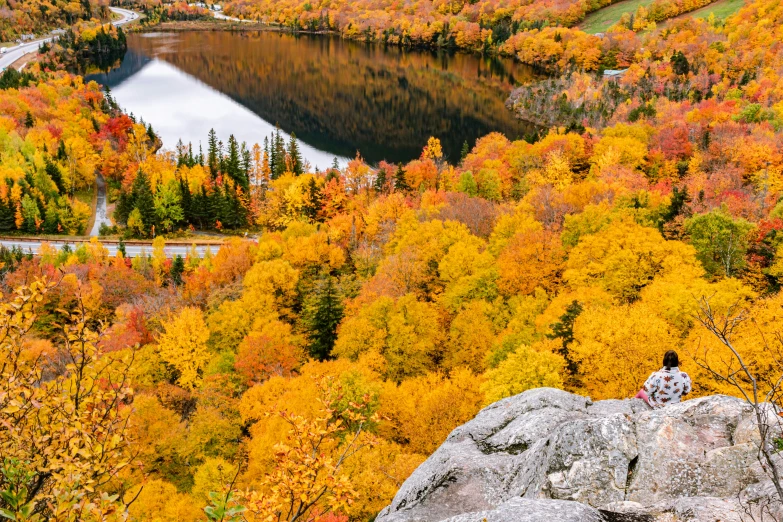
[88,31,535,169]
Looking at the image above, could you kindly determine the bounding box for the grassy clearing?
[670,0,744,21]
[580,0,653,33]
[580,0,743,33]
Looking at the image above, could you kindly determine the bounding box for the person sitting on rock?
[634,350,692,408]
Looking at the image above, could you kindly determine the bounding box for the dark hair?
[663,350,679,370]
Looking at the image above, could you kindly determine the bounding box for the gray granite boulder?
[376,388,781,522]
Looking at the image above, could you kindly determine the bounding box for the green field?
[580,0,653,34]
[580,0,744,33]
[673,0,744,21]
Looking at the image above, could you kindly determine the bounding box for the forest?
[1,0,783,517]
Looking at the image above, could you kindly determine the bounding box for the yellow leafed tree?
[157,306,211,390]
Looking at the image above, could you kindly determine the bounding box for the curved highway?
[0,7,137,71]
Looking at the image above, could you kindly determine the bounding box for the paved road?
[90,174,112,236]
[0,238,216,258]
[0,7,137,71]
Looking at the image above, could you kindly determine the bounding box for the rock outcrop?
[377,388,783,522]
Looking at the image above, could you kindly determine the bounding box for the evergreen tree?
[288,132,303,175]
[45,159,64,194]
[117,239,127,258]
[303,276,344,360]
[240,141,252,187]
[114,190,134,225]
[394,163,410,192]
[179,176,193,224]
[331,157,340,171]
[207,128,219,176]
[0,199,15,231]
[265,136,275,179]
[461,140,470,161]
[146,123,157,143]
[217,140,226,174]
[304,177,322,221]
[273,127,286,179]
[225,134,242,185]
[24,111,34,128]
[373,166,387,194]
[56,140,67,161]
[191,187,210,229]
[171,255,185,286]
[131,170,156,236]
[547,300,583,376]
[176,139,187,167]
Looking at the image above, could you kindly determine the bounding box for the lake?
[88,30,536,169]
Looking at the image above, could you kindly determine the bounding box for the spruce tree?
[303,276,344,360]
[45,159,64,194]
[273,128,286,179]
[461,140,470,161]
[131,170,156,236]
[225,134,241,185]
[171,255,185,285]
[207,129,219,176]
[265,136,275,179]
[117,239,127,258]
[0,199,15,231]
[192,187,210,229]
[179,177,193,224]
[304,177,322,221]
[374,166,387,194]
[114,190,134,225]
[240,141,251,188]
[288,133,303,175]
[394,163,410,192]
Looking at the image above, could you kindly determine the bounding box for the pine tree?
[303,276,344,360]
[179,176,193,224]
[225,134,242,185]
[207,129,219,177]
[240,141,251,188]
[114,190,134,225]
[374,166,387,194]
[273,127,286,179]
[24,112,34,128]
[547,300,583,376]
[171,255,185,285]
[45,159,64,194]
[0,199,15,231]
[304,177,322,222]
[146,124,157,143]
[461,140,470,161]
[131,170,156,237]
[265,136,275,179]
[394,163,410,192]
[117,239,127,258]
[192,187,210,229]
[288,132,303,175]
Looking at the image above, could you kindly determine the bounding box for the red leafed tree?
[234,331,300,386]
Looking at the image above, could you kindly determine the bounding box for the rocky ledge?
[377,388,783,522]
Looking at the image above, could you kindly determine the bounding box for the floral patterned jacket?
[642,367,692,408]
